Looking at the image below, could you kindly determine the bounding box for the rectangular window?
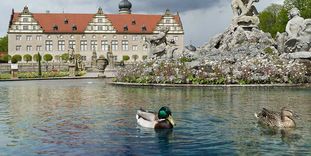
[16,35,21,41]
[26,35,32,41]
[91,40,98,51]
[132,35,138,41]
[132,45,138,51]
[98,26,103,31]
[26,45,32,51]
[36,35,42,41]
[113,56,118,61]
[81,56,87,61]
[111,40,118,51]
[69,40,76,49]
[80,40,88,51]
[23,18,28,22]
[45,40,53,51]
[103,26,108,31]
[23,25,28,30]
[36,45,42,51]
[16,45,21,51]
[122,40,129,51]
[58,40,65,51]
[173,36,179,41]
[98,18,103,23]
[101,40,109,51]
[33,25,36,30]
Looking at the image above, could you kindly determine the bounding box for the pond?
[0,79,310,155]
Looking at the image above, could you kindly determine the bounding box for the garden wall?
[0,63,69,73]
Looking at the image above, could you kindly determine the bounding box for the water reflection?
[0,80,310,155]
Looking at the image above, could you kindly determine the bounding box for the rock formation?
[115,1,310,84]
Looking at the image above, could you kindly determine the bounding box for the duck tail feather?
[254,113,259,118]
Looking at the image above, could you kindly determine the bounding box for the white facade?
[8,7,184,63]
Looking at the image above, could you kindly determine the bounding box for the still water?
[0,79,310,156]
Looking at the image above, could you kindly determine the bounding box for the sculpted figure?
[68,48,75,64]
[146,27,178,59]
[166,40,178,59]
[286,8,305,39]
[231,0,260,26]
[282,8,311,53]
[232,0,258,17]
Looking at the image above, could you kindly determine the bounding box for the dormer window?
[142,25,147,32]
[64,19,69,24]
[72,25,77,31]
[124,25,128,32]
[132,19,136,25]
[53,24,58,31]
[22,18,27,22]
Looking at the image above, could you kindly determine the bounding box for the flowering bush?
[115,56,309,84]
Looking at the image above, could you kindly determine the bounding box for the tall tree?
[259,4,286,37]
[284,0,311,18]
[0,36,8,52]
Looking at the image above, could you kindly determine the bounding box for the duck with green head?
[136,106,176,129]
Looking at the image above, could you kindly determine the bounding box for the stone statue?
[231,0,260,27]
[279,8,311,53]
[68,48,75,64]
[146,27,178,59]
[91,50,97,68]
[286,8,304,39]
[166,39,178,59]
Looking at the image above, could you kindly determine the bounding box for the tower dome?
[119,0,132,14]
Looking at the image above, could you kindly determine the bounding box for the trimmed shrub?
[23,54,32,63]
[123,55,130,61]
[11,54,22,63]
[33,54,42,62]
[43,54,53,62]
[0,73,11,79]
[0,54,11,63]
[61,53,69,62]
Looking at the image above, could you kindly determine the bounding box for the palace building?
[7,0,184,63]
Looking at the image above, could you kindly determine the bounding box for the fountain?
[115,0,311,84]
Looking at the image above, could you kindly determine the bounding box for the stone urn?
[96,55,109,71]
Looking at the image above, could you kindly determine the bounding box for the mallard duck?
[136,106,176,129]
[255,107,298,128]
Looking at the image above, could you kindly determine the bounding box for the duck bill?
[167,115,176,126]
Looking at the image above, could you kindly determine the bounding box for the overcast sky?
[0,0,284,46]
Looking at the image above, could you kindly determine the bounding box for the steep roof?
[106,14,162,33]
[11,12,182,34]
[33,13,94,33]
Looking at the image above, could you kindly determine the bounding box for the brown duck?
[255,107,298,128]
